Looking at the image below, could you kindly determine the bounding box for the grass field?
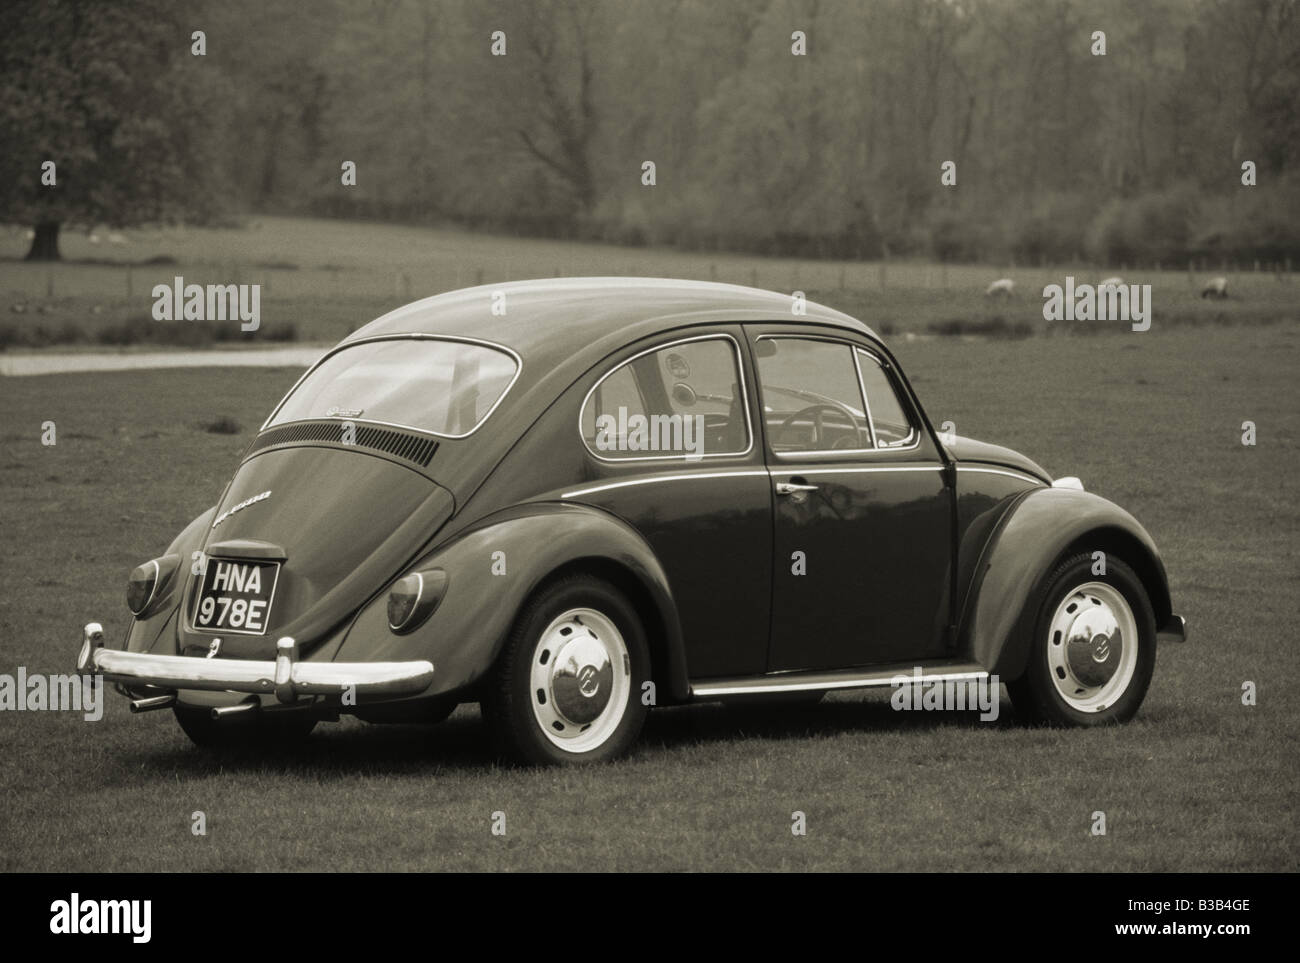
[1,320,1296,871]
[2,216,1297,347]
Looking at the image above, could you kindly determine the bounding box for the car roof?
[341,277,878,362]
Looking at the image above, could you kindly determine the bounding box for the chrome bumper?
[77,622,434,704]
[1157,614,1188,644]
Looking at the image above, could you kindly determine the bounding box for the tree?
[0,0,231,259]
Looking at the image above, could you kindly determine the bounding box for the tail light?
[126,554,180,617]
[388,568,449,634]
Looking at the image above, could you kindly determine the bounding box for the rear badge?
[211,490,272,529]
[326,406,365,418]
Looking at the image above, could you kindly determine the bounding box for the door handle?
[775,481,819,496]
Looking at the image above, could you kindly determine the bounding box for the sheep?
[107,232,127,245]
[985,278,1015,298]
[1201,276,1228,299]
[1098,276,1124,288]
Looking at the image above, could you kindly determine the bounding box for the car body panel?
[178,446,455,659]
[334,501,690,702]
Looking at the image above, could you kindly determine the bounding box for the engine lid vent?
[245,420,439,468]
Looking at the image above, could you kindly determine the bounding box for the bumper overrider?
[76,622,435,709]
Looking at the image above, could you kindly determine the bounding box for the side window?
[754,338,871,453]
[856,349,915,447]
[581,337,749,460]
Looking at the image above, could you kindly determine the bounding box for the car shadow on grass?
[643,694,1019,751]
[122,693,1023,778]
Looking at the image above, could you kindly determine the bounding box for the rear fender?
[335,502,689,703]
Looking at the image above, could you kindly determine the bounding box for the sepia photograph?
[0,0,1295,927]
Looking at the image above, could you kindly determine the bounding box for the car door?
[572,327,773,679]
[747,325,954,672]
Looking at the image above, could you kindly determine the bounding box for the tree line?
[3,0,1297,263]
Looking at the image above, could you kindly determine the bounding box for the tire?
[482,575,650,766]
[173,705,317,749]
[1008,553,1156,726]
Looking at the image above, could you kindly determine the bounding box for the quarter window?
[856,350,915,447]
[581,337,749,460]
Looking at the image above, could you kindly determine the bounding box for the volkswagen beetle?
[78,278,1186,764]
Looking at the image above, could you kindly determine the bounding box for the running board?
[690,661,989,699]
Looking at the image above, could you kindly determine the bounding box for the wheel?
[1008,553,1156,726]
[483,575,650,765]
[173,704,317,749]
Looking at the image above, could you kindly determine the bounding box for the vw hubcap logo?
[577,665,600,698]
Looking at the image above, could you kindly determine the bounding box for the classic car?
[77,277,1186,765]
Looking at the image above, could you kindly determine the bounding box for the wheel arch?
[334,501,690,703]
[524,556,683,706]
[959,487,1173,680]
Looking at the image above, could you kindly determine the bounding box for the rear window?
[268,338,518,437]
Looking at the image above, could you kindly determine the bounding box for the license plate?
[191,558,280,636]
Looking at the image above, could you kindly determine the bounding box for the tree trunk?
[25,221,61,261]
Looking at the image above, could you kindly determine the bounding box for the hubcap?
[529,607,630,752]
[1046,581,1138,712]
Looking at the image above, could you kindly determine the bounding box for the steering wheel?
[777,402,858,449]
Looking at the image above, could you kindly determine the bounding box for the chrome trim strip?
[768,465,941,476]
[852,346,879,448]
[562,469,769,499]
[578,332,755,463]
[693,667,989,698]
[955,465,1045,485]
[260,333,523,440]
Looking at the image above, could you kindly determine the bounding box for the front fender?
[335,502,689,703]
[960,487,1173,679]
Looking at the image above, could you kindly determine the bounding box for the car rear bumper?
[1157,614,1188,643]
[76,622,434,704]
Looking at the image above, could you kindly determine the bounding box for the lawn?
[0,322,1295,871]
[2,216,1296,347]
